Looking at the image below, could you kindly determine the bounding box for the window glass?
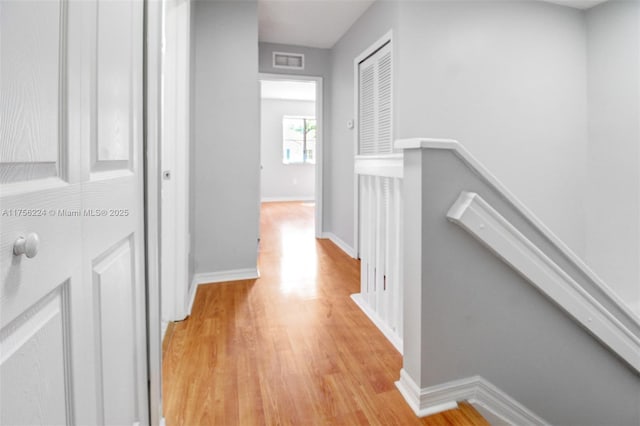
[283,117,316,164]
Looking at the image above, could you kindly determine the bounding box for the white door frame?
[258,73,324,238]
[353,30,393,258]
[144,0,163,424]
[160,0,191,327]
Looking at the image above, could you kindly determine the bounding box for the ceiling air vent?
[273,52,305,70]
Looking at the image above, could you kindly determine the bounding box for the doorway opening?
[259,74,323,238]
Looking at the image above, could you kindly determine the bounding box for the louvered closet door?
[358,42,392,155]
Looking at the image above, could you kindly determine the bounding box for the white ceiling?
[261,79,317,101]
[258,0,375,49]
[258,0,609,50]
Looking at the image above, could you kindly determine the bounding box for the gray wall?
[192,0,260,275]
[403,148,640,425]
[328,1,398,250]
[585,0,640,310]
[260,98,315,200]
[327,0,591,257]
[396,0,589,257]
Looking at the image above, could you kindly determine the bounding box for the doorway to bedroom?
[259,75,323,238]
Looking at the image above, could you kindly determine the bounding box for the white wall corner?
[395,371,548,425]
[321,232,357,258]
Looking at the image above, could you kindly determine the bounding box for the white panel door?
[0,1,148,425]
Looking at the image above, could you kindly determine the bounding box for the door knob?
[13,233,40,258]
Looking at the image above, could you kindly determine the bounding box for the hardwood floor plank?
[163,201,489,425]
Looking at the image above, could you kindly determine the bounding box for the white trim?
[350,294,402,353]
[144,0,163,423]
[470,403,508,426]
[397,138,640,329]
[353,30,394,259]
[447,191,640,373]
[259,73,324,238]
[186,268,260,316]
[160,0,191,324]
[315,77,324,238]
[192,268,260,286]
[261,196,314,203]
[354,154,403,178]
[470,380,547,426]
[395,371,548,425]
[395,370,458,417]
[354,29,394,69]
[320,232,357,258]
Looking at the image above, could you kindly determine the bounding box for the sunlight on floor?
[279,222,318,299]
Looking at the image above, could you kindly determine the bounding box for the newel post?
[393,139,460,416]
[394,146,425,405]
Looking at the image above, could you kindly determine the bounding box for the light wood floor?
[163,201,489,425]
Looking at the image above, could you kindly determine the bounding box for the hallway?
[162,202,487,425]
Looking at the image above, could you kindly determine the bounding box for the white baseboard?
[469,377,549,425]
[187,268,260,315]
[471,403,510,426]
[395,370,548,425]
[351,293,402,354]
[321,232,356,258]
[193,268,260,285]
[395,370,459,417]
[261,196,314,202]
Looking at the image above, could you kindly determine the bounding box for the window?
[282,116,316,164]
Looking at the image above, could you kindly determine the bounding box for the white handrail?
[396,138,640,328]
[447,191,640,373]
